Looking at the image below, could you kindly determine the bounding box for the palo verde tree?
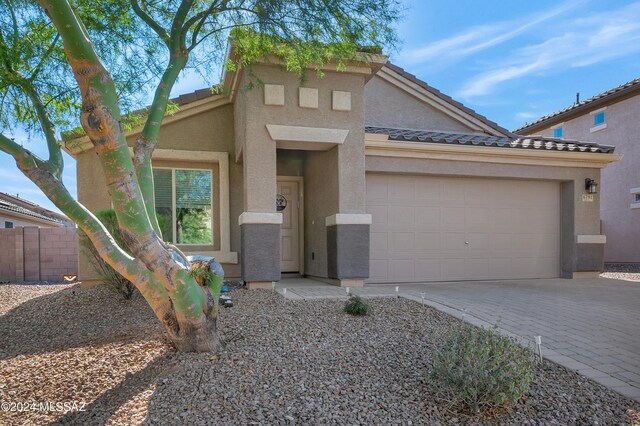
[0,0,400,352]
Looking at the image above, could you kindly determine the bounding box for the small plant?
[78,209,137,300]
[428,325,536,415]
[344,294,370,316]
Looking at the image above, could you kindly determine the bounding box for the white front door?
[277,179,300,272]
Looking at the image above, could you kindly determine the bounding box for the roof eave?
[516,81,640,134]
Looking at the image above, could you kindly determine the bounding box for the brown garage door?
[366,174,560,283]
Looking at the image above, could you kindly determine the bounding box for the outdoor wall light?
[585,178,598,194]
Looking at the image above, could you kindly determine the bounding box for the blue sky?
[2,0,640,213]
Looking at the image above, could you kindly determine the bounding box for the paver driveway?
[396,278,640,401]
[278,277,640,401]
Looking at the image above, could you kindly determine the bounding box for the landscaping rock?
[0,284,637,425]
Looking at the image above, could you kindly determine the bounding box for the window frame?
[154,166,214,246]
[4,221,13,229]
[590,107,608,133]
[593,111,605,126]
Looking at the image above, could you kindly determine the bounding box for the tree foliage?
[0,0,401,352]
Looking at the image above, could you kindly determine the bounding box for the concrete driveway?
[278,276,640,401]
[397,278,640,401]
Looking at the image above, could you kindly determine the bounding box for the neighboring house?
[63,50,620,288]
[0,192,73,228]
[515,78,640,264]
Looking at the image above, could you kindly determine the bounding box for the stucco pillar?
[560,177,606,278]
[322,126,370,286]
[240,133,281,286]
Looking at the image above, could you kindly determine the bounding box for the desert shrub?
[78,209,136,299]
[429,325,536,415]
[344,294,370,316]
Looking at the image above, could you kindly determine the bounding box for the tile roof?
[366,126,616,154]
[383,63,512,136]
[0,196,64,225]
[514,77,640,133]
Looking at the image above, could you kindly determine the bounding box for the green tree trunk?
[36,0,222,352]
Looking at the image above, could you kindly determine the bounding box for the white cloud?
[399,0,582,66]
[457,2,640,98]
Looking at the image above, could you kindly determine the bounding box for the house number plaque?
[276,194,288,211]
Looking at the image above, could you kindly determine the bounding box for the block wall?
[0,227,77,282]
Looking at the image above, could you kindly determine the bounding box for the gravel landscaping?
[1,283,639,425]
[601,263,640,282]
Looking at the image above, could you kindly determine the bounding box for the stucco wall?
[530,96,640,262]
[364,75,476,133]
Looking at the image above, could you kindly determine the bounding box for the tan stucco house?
[516,78,639,264]
[64,54,620,288]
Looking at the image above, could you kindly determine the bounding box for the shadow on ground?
[0,284,162,360]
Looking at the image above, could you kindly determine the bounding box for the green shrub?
[428,325,536,415]
[78,209,137,300]
[344,294,370,316]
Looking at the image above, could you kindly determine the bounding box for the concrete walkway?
[276,277,640,401]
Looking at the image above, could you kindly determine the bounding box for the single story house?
[515,78,640,264]
[64,52,620,288]
[0,192,73,228]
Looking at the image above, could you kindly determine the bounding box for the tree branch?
[28,33,60,82]
[130,0,170,45]
[13,73,64,179]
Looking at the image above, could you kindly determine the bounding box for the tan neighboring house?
[0,192,73,228]
[516,78,640,264]
[63,52,620,288]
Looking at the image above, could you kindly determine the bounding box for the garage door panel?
[441,259,466,280]
[369,205,388,231]
[442,207,465,229]
[465,233,491,251]
[415,260,442,280]
[389,260,415,280]
[387,176,415,200]
[415,180,441,201]
[465,207,492,230]
[388,206,414,230]
[370,259,388,281]
[465,258,490,279]
[367,174,560,283]
[443,233,466,250]
[414,207,441,229]
[390,233,415,251]
[415,233,441,250]
[442,180,465,202]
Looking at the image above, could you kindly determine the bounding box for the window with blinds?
[153,168,213,245]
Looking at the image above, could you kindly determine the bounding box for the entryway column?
[240,132,281,289]
[325,213,371,287]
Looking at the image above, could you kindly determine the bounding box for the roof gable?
[365,64,511,137]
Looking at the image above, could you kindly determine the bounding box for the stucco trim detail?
[365,138,622,169]
[266,124,349,145]
[576,235,607,244]
[325,214,372,226]
[590,123,607,133]
[238,212,283,225]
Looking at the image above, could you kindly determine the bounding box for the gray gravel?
[1,285,638,425]
[601,263,640,282]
